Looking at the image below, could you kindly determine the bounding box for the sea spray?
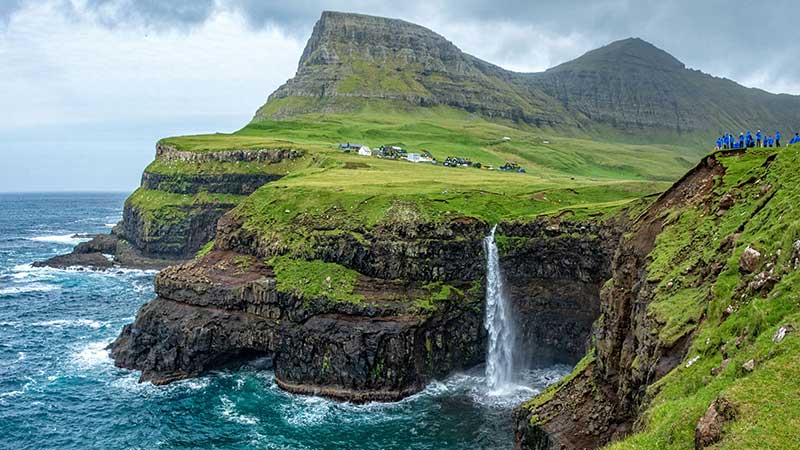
[483,225,515,391]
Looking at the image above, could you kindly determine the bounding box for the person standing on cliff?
[776,130,781,147]
[739,133,745,149]
[756,130,762,147]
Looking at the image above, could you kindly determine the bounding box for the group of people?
[716,129,800,150]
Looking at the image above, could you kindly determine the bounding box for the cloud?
[0,0,798,191]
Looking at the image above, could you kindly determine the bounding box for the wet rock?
[738,246,761,273]
[33,251,113,270]
[695,398,737,449]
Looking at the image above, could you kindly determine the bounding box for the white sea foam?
[29,234,91,246]
[32,319,107,329]
[0,380,34,399]
[221,396,259,425]
[282,394,332,426]
[0,283,59,296]
[104,223,117,228]
[12,263,157,278]
[71,340,112,368]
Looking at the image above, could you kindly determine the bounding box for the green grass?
[600,146,800,449]
[127,188,244,213]
[270,255,365,304]
[148,103,699,269]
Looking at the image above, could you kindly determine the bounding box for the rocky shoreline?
[107,213,616,402]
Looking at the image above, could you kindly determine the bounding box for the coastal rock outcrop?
[36,143,302,269]
[514,153,728,449]
[112,212,615,401]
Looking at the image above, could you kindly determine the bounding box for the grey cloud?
[2,0,798,93]
[0,0,24,26]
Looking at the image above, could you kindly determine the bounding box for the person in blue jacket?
[716,137,722,149]
[776,131,781,147]
[792,132,800,145]
[723,134,730,149]
[739,133,745,149]
[756,130,762,147]
[768,136,775,147]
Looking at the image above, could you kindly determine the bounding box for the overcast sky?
[2,0,799,192]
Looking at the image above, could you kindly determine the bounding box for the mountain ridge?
[258,11,800,142]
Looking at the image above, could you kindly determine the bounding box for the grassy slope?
[603,145,800,449]
[143,103,705,306]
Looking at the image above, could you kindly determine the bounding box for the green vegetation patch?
[603,147,800,449]
[270,255,364,304]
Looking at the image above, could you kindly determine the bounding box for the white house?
[358,146,372,156]
[405,153,434,163]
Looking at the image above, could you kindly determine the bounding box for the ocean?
[0,192,568,450]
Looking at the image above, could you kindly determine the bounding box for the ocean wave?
[220,396,260,425]
[12,263,157,278]
[32,319,108,329]
[0,379,34,399]
[104,223,117,228]
[109,372,209,396]
[28,234,91,246]
[0,283,59,296]
[282,394,333,427]
[71,340,112,368]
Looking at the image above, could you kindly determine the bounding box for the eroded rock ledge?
[111,250,484,401]
[111,214,618,402]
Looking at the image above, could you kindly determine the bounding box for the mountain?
[529,37,800,135]
[259,11,572,127]
[258,11,800,141]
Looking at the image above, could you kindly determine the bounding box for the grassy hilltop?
[145,102,696,234]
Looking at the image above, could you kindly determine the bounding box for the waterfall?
[483,225,515,391]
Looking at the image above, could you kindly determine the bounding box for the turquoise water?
[0,193,569,450]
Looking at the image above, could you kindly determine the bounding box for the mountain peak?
[297,11,455,68]
[549,37,686,72]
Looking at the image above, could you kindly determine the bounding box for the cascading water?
[483,225,515,392]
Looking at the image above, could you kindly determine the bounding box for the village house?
[405,152,434,163]
[358,146,372,156]
[338,143,364,152]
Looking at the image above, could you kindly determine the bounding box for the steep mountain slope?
[259,11,572,127]
[529,37,800,136]
[258,12,800,143]
[514,145,800,449]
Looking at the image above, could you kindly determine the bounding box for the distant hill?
[257,11,800,144]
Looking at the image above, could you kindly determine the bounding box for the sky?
[1,0,799,192]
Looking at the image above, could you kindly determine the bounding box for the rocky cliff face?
[500,221,620,365]
[514,154,727,449]
[111,212,616,401]
[514,147,800,449]
[37,143,302,269]
[111,249,485,401]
